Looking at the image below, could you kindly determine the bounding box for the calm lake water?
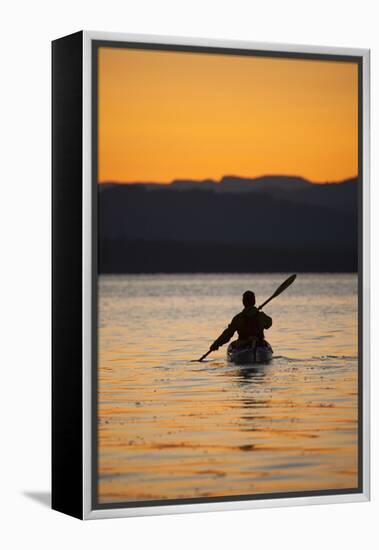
[97,273,358,504]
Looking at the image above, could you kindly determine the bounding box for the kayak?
[227,342,273,365]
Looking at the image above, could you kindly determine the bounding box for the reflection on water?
[97,273,358,503]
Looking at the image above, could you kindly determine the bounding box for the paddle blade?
[271,273,297,299]
[258,274,297,310]
[191,350,212,362]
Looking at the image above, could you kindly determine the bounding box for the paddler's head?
[242,290,256,308]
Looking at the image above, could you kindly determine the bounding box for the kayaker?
[209,290,272,352]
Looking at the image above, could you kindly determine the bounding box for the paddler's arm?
[209,318,237,351]
[258,311,272,330]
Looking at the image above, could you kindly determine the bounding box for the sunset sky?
[98,46,358,184]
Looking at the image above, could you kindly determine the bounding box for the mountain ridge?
[98,175,358,273]
[99,174,357,193]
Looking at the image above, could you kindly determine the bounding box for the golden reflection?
[98,274,358,503]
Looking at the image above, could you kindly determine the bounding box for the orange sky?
[98,46,358,183]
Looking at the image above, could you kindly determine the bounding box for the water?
[97,273,358,504]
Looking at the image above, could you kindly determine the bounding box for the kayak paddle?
[257,273,297,310]
[192,273,297,362]
[191,350,212,362]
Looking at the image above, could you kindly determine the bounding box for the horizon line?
[98,173,358,186]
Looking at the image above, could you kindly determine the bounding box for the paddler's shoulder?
[243,306,259,317]
[230,310,245,324]
[233,306,258,322]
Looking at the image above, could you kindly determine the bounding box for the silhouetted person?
[209,290,272,352]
